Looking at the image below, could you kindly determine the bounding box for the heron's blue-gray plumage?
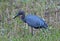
[13,10,48,29]
[24,14,48,29]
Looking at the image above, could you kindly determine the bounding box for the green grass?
[0,28,60,41]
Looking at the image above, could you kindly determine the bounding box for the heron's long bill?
[13,14,19,19]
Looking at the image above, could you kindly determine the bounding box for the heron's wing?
[25,14,48,28]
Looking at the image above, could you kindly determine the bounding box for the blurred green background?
[0,0,60,41]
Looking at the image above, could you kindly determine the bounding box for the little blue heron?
[13,10,48,35]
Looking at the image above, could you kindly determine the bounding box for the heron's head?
[13,10,25,19]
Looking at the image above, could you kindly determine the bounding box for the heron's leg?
[31,27,33,36]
